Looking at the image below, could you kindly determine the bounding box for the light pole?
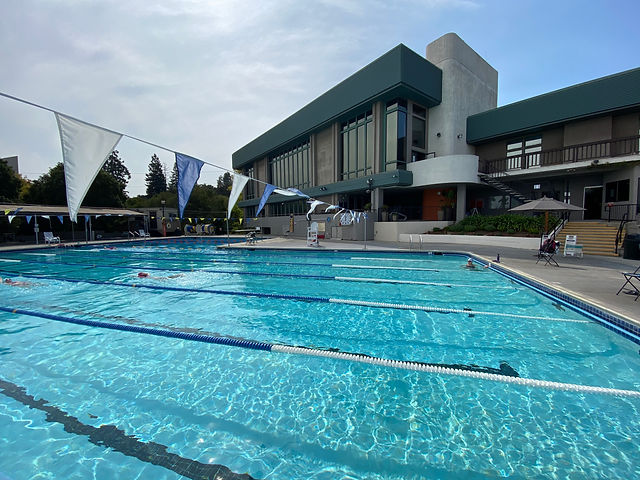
[161,199,166,237]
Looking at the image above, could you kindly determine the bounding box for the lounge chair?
[43,231,61,245]
[536,235,560,266]
[616,265,640,301]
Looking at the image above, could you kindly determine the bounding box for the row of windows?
[340,111,374,180]
[244,166,256,199]
[269,140,311,189]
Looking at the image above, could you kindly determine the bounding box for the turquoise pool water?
[0,239,639,479]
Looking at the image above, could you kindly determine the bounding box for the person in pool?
[1,277,33,287]
[136,272,183,280]
[463,259,490,270]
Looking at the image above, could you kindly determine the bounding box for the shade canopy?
[508,196,585,213]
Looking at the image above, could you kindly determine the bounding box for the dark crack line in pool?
[0,378,255,480]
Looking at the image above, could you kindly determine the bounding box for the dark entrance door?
[584,186,602,220]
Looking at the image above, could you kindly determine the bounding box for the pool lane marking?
[0,258,517,290]
[0,270,588,324]
[0,258,21,262]
[331,264,439,272]
[1,306,634,397]
[0,378,254,480]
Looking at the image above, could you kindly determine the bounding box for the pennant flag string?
[176,153,204,219]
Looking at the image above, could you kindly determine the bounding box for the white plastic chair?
[138,229,150,238]
[43,232,60,245]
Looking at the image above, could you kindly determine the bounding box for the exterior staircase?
[559,221,621,256]
[478,173,529,202]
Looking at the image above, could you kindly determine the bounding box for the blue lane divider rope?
[0,269,586,323]
[0,306,272,351]
[2,305,636,397]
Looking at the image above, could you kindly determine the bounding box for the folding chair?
[536,236,560,266]
[616,265,640,301]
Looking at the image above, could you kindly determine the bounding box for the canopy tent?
[0,204,144,217]
[1,204,147,244]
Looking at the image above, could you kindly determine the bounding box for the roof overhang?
[232,45,442,169]
[0,204,146,217]
[237,170,413,207]
[467,67,640,144]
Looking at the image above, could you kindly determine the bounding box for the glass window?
[412,116,426,149]
[244,167,256,199]
[605,179,630,202]
[269,140,310,190]
[340,109,373,180]
[384,99,407,170]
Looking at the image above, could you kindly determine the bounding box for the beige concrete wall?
[612,112,640,138]
[564,116,612,146]
[314,125,336,185]
[542,127,564,150]
[400,233,540,250]
[427,33,498,157]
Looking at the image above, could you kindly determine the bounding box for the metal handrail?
[479,134,640,176]
[615,213,629,255]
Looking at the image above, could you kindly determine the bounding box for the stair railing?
[615,213,629,255]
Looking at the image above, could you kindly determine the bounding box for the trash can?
[623,234,640,260]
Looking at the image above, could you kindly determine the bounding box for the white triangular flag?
[227,174,250,219]
[55,113,122,222]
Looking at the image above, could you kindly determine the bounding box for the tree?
[216,172,233,195]
[23,163,126,207]
[0,158,23,202]
[102,150,131,195]
[145,154,166,197]
[168,161,179,193]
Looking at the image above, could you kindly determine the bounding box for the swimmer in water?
[136,272,183,280]
[1,277,33,287]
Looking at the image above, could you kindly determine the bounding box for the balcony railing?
[479,135,640,176]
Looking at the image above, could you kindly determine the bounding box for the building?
[1,156,19,175]
[232,33,640,241]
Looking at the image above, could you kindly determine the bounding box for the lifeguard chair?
[307,222,319,247]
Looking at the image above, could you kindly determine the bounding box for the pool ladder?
[408,234,424,252]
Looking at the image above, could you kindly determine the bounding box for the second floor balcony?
[479,135,640,176]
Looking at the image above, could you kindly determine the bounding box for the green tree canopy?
[0,158,23,202]
[168,161,178,194]
[216,172,233,195]
[145,154,166,197]
[23,163,126,207]
[102,150,131,195]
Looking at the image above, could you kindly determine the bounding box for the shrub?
[445,213,556,236]
[463,225,476,232]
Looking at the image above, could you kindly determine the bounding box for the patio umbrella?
[508,196,585,233]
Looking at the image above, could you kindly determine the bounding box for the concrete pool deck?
[234,236,640,327]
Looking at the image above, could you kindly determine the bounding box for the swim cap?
[137,272,149,277]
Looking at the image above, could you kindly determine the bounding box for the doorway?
[583,186,602,220]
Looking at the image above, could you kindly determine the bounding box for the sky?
[1,0,639,197]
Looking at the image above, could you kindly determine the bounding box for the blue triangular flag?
[256,184,276,216]
[84,215,90,223]
[176,153,204,219]
[25,215,32,224]
[57,215,64,223]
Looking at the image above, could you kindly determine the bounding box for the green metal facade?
[237,169,413,207]
[232,44,442,169]
[467,67,640,144]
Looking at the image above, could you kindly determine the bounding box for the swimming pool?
[1,238,639,479]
